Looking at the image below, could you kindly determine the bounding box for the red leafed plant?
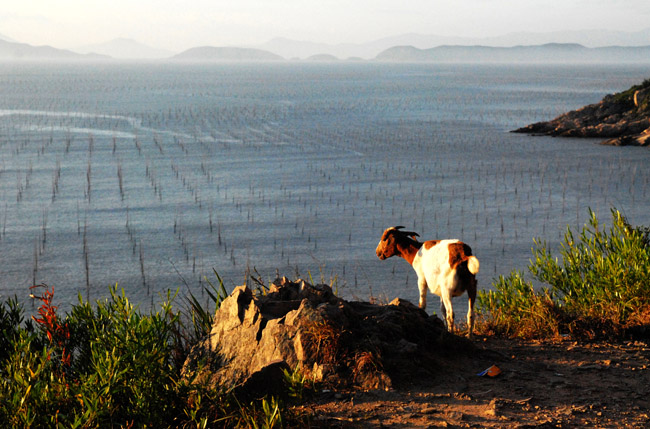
[30,284,71,367]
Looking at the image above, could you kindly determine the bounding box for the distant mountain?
[5,27,650,62]
[375,43,650,63]
[257,37,424,60]
[0,39,109,60]
[306,54,339,62]
[76,38,172,59]
[257,28,650,60]
[172,46,284,61]
[0,32,17,43]
[257,38,362,59]
[257,35,488,59]
[481,28,650,48]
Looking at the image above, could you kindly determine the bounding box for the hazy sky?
[2,0,650,51]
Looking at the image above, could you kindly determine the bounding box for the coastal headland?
[514,79,650,146]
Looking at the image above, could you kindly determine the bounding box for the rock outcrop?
[182,277,475,399]
[513,80,650,146]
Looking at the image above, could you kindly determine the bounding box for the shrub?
[0,280,297,428]
[67,286,181,426]
[477,271,560,339]
[478,208,650,340]
[0,296,32,363]
[610,77,650,107]
[0,330,68,427]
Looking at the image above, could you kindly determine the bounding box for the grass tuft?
[477,208,650,341]
[0,276,297,428]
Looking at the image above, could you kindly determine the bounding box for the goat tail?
[466,256,480,275]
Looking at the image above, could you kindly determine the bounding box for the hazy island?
[0,39,108,61]
[4,34,650,63]
[513,79,650,146]
[171,46,284,61]
[374,43,650,63]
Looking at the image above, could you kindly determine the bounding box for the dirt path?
[294,336,650,428]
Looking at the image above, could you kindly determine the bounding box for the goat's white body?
[412,239,461,297]
[412,239,479,336]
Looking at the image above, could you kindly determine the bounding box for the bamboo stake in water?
[83,217,90,302]
[86,159,92,203]
[2,203,6,239]
[41,209,47,253]
[33,237,38,286]
[139,241,147,295]
[117,162,124,201]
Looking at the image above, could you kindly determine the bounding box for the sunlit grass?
[477,208,650,340]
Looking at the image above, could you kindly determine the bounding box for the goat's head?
[376,226,420,260]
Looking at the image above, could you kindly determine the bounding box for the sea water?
[1,62,649,315]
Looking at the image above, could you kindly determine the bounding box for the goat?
[376,226,480,338]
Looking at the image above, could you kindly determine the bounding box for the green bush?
[611,78,650,105]
[0,296,33,363]
[478,271,560,339]
[478,208,650,340]
[0,329,66,427]
[0,279,294,428]
[68,286,181,426]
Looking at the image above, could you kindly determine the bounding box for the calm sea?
[1,62,649,315]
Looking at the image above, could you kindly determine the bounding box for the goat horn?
[389,226,419,237]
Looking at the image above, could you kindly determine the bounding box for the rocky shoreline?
[513,79,650,146]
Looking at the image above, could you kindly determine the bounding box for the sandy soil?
[293,336,650,428]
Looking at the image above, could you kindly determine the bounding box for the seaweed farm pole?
[86,134,94,203]
[86,158,92,203]
[139,240,148,295]
[76,201,81,236]
[117,162,124,201]
[2,202,7,239]
[33,237,38,286]
[83,217,90,302]
[41,208,47,253]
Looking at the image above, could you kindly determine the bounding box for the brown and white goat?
[376,226,480,338]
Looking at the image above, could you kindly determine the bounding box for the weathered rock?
[513,80,650,147]
[232,360,291,401]
[182,277,474,395]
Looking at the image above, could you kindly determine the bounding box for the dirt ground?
[293,335,650,428]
